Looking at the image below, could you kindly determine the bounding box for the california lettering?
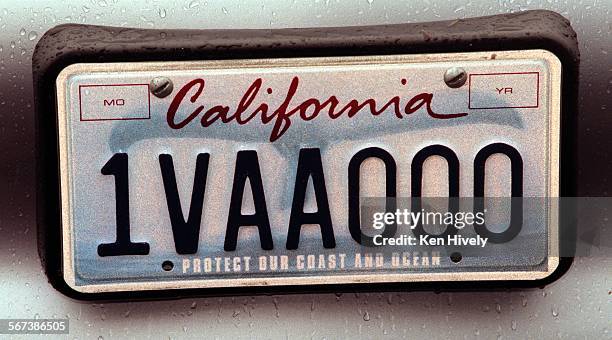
[166,77,468,142]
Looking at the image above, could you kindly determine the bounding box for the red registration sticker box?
[78,84,151,121]
[468,72,539,109]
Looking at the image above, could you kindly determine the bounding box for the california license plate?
[53,50,563,294]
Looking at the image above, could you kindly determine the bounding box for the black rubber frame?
[33,10,579,301]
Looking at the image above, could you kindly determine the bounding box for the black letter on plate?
[98,153,150,257]
[159,153,210,254]
[348,147,397,246]
[411,144,460,238]
[286,148,335,250]
[473,143,523,243]
[224,150,274,251]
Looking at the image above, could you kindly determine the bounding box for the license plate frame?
[34,11,578,299]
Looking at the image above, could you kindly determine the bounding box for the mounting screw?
[444,67,467,88]
[150,76,174,98]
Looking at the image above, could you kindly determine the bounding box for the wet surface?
[0,1,610,338]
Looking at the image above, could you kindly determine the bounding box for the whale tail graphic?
[106,91,525,208]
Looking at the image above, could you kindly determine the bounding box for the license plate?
[53,50,562,294]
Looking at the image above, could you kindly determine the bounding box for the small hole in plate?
[450,252,462,263]
[162,260,174,271]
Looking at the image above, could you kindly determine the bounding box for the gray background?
[0,0,609,339]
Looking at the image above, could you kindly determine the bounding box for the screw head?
[150,76,174,98]
[444,67,467,88]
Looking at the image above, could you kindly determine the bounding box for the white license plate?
[55,50,561,293]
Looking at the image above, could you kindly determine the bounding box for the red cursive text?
[166,77,468,142]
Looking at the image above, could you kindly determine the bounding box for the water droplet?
[511,320,517,331]
[158,8,167,18]
[98,336,104,340]
[222,7,228,14]
[495,303,502,314]
[190,301,197,309]
[551,307,559,317]
[272,297,280,318]
[363,311,370,321]
[366,0,374,4]
[28,31,37,41]
[187,0,199,9]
